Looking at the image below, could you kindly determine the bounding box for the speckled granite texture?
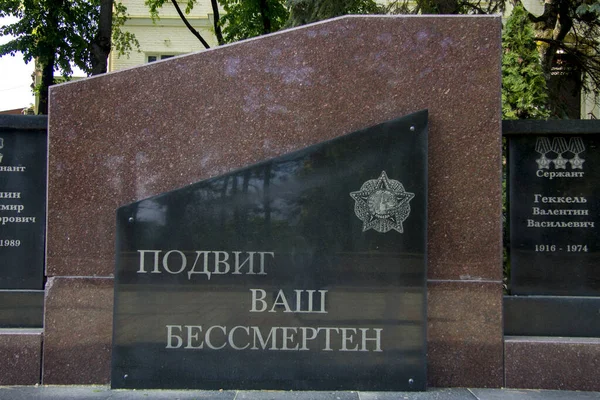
[42,278,113,384]
[428,281,503,387]
[0,329,42,385]
[505,337,600,391]
[46,16,503,386]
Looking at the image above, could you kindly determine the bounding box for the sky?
[0,17,35,112]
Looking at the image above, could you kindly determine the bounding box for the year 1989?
[535,244,588,252]
[0,240,21,247]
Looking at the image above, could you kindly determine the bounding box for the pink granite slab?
[505,337,600,391]
[427,280,504,387]
[42,277,113,384]
[0,329,42,385]
[47,15,502,280]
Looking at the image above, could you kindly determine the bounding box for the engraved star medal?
[350,171,415,233]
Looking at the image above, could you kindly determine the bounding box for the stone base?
[0,328,42,385]
[42,277,113,384]
[505,336,600,391]
[428,281,503,388]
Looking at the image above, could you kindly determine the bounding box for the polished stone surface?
[505,336,600,391]
[47,16,503,388]
[504,295,600,337]
[0,328,42,385]
[112,113,428,391]
[427,281,503,388]
[0,122,47,289]
[0,290,44,328]
[0,115,47,131]
[42,277,113,384]
[503,119,600,135]
[509,134,600,295]
[47,16,502,281]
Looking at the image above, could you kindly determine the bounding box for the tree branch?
[170,0,210,49]
[258,0,272,34]
[210,0,224,45]
[91,0,113,75]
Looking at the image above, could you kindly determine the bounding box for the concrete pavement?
[0,387,599,400]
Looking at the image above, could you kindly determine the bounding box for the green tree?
[145,0,288,45]
[219,0,289,43]
[524,0,600,117]
[502,3,550,119]
[145,0,223,47]
[91,0,114,75]
[286,0,382,27]
[0,0,137,114]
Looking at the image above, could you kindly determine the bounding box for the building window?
[147,54,176,63]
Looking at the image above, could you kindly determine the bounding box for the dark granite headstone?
[504,295,600,337]
[112,110,428,391]
[509,134,600,295]
[0,116,47,290]
[0,290,44,328]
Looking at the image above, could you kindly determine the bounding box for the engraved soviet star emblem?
[570,155,585,169]
[553,155,568,169]
[350,171,415,233]
[535,155,551,169]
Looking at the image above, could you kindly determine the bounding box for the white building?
[108,0,220,72]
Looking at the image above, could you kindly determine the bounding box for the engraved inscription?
[0,130,46,289]
[519,136,596,263]
[535,137,586,178]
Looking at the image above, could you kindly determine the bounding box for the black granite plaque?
[0,117,47,290]
[0,290,44,328]
[504,295,600,337]
[509,134,600,295]
[112,110,428,391]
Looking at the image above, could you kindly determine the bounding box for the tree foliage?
[286,0,381,27]
[502,3,550,119]
[220,0,289,43]
[382,0,503,16]
[2,0,96,77]
[145,0,222,47]
[0,0,138,114]
[146,0,288,45]
[524,0,600,117]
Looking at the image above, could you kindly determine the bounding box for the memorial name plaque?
[509,134,600,295]
[0,120,47,290]
[112,110,428,391]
